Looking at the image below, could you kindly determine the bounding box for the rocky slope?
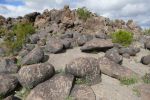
[0,5,150,100]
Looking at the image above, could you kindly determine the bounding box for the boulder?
[24,12,40,22]
[21,47,44,65]
[98,57,137,79]
[145,41,150,50]
[0,58,19,74]
[61,39,71,49]
[95,32,107,39]
[0,74,18,96]
[77,34,93,46]
[45,38,64,53]
[26,74,74,100]
[105,48,123,64]
[81,38,113,52]
[65,57,101,85]
[23,44,35,51]
[18,62,55,89]
[141,55,150,65]
[60,32,73,39]
[70,85,96,100]
[29,34,39,44]
[18,49,29,58]
[0,47,5,57]
[119,47,140,56]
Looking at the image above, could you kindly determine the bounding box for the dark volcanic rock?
[119,47,140,56]
[0,74,18,96]
[26,74,74,100]
[29,34,39,44]
[18,62,55,89]
[24,12,40,22]
[141,55,150,65]
[65,57,101,85]
[21,47,44,65]
[0,58,19,74]
[45,38,64,53]
[77,34,93,46]
[81,38,113,52]
[105,48,123,64]
[70,85,96,100]
[98,57,137,79]
[145,41,150,50]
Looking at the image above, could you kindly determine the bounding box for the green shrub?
[3,22,35,54]
[15,88,31,100]
[120,76,138,85]
[144,28,150,35]
[77,7,91,21]
[142,73,150,84]
[112,30,133,46]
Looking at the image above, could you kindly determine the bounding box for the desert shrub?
[112,30,133,46]
[144,28,150,35]
[77,7,91,21]
[120,76,138,85]
[3,22,35,54]
[142,73,150,84]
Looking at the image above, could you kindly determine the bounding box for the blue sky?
[0,0,150,28]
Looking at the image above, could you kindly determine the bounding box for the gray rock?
[105,48,123,64]
[141,55,150,65]
[95,32,107,39]
[119,47,140,56]
[26,74,74,100]
[122,53,130,59]
[61,39,71,49]
[77,34,93,46]
[0,47,5,57]
[0,74,18,96]
[70,85,96,100]
[98,57,137,79]
[60,32,73,39]
[29,34,39,44]
[66,57,101,85]
[145,41,150,50]
[23,44,35,51]
[81,38,113,52]
[0,58,19,74]
[18,49,29,58]
[18,62,55,89]
[21,47,44,65]
[45,38,64,53]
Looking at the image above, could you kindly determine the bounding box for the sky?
[0,0,150,28]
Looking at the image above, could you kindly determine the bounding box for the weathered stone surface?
[70,85,96,100]
[0,58,19,74]
[65,57,101,85]
[81,38,113,52]
[24,12,40,22]
[98,57,137,79]
[29,34,39,44]
[18,49,29,58]
[137,84,150,100]
[26,74,74,100]
[45,38,64,53]
[77,34,93,46]
[119,47,140,56]
[0,74,18,96]
[141,55,150,65]
[105,48,123,64]
[145,41,150,50]
[23,44,35,51]
[21,47,44,65]
[0,47,5,57]
[95,32,107,39]
[18,62,55,89]
[61,39,71,49]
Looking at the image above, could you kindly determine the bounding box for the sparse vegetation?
[66,96,73,100]
[120,76,138,85]
[132,87,141,97]
[0,94,4,100]
[112,30,133,47]
[142,73,150,84]
[77,7,91,21]
[75,78,89,85]
[144,28,150,35]
[15,88,31,100]
[1,22,35,54]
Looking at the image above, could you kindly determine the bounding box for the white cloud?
[0,0,150,27]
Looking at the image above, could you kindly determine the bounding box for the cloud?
[0,0,149,28]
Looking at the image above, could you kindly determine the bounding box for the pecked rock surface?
[18,62,55,89]
[81,38,113,52]
[26,74,74,100]
[65,57,101,85]
[70,84,96,100]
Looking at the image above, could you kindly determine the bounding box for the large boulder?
[145,41,150,50]
[81,38,113,52]
[98,57,137,79]
[70,85,96,100]
[21,47,44,65]
[29,34,39,44]
[45,38,64,53]
[24,12,40,22]
[65,57,101,85]
[18,62,55,89]
[0,74,18,96]
[26,74,74,100]
[105,48,123,64]
[0,58,19,74]
[119,47,140,56]
[141,55,150,65]
[77,34,93,46]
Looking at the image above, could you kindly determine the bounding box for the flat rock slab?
[81,39,113,52]
[98,57,137,79]
[70,85,96,100]
[26,74,74,100]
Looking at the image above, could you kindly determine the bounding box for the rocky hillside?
[0,5,150,100]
